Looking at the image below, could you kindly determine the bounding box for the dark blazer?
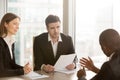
[0,37,24,77]
[33,33,75,71]
[78,50,120,80]
[91,50,120,80]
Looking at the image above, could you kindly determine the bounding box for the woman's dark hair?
[45,14,60,28]
[0,13,20,37]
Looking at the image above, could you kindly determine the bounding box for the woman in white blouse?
[0,13,32,77]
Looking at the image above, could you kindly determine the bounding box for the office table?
[0,69,95,80]
[0,70,78,80]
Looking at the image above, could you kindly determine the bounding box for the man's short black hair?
[45,15,60,28]
[99,29,120,51]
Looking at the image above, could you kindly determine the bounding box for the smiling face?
[5,18,20,36]
[47,21,60,39]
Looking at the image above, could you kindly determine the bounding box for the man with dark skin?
[77,29,120,80]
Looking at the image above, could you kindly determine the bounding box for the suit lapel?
[56,42,63,59]
[55,34,64,59]
[6,44,13,61]
[47,41,55,59]
[47,41,63,60]
[2,38,13,61]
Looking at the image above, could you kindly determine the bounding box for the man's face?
[47,21,60,39]
[100,44,111,57]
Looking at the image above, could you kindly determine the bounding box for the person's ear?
[4,22,8,28]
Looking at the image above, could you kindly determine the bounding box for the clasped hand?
[77,67,86,79]
[23,62,32,74]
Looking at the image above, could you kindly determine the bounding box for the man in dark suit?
[33,15,75,72]
[77,29,120,80]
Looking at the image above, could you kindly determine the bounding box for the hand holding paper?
[66,63,75,70]
[54,54,76,71]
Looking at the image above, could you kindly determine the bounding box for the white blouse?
[4,36,15,59]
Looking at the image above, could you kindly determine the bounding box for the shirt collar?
[109,52,115,60]
[3,36,15,45]
[48,33,62,42]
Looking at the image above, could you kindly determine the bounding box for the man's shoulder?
[60,33,71,39]
[34,33,48,42]
[35,32,48,39]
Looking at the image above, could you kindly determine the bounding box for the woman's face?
[5,18,20,36]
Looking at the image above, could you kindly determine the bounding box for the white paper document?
[54,53,76,71]
[25,71,49,80]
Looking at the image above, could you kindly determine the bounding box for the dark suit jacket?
[78,50,120,80]
[91,50,120,80]
[0,37,24,77]
[33,33,75,71]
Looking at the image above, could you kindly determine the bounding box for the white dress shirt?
[48,34,62,57]
[4,36,15,59]
[109,52,115,60]
[41,34,62,70]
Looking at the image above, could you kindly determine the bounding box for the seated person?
[33,14,76,72]
[0,13,32,77]
[77,29,120,80]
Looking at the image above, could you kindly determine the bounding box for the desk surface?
[0,70,78,80]
[0,69,95,80]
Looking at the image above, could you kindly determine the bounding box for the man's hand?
[43,64,54,73]
[77,67,86,79]
[80,57,99,73]
[66,63,75,70]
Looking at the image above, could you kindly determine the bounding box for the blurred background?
[0,0,120,70]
